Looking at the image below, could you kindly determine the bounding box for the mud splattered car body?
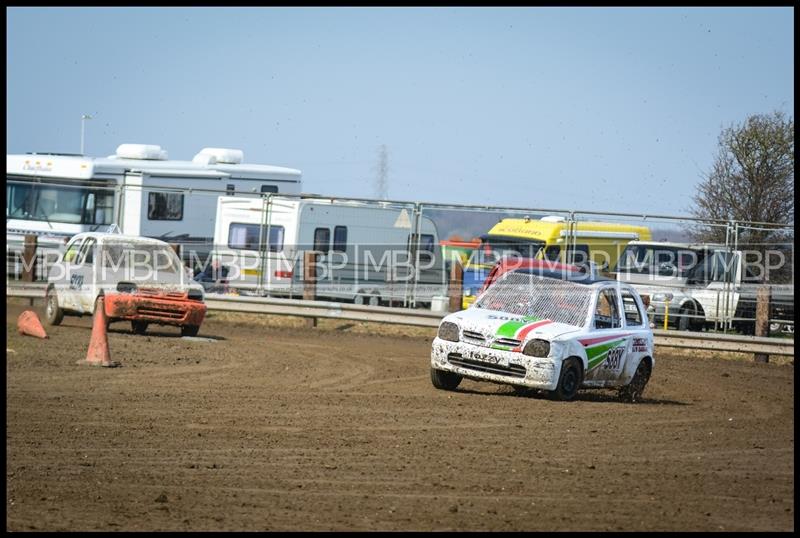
[430,270,654,401]
[44,232,207,336]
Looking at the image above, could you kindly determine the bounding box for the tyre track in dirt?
[6,300,794,531]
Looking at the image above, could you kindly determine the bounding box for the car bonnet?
[445,307,584,342]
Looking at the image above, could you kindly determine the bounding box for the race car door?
[71,237,98,314]
[583,287,629,383]
[619,288,652,381]
[58,237,86,312]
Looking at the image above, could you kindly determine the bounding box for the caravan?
[7,144,302,276]
[211,195,448,306]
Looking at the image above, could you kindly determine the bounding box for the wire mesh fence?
[6,178,794,335]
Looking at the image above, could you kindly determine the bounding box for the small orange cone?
[17,310,48,339]
[80,296,119,368]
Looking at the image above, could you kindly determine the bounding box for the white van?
[211,196,448,306]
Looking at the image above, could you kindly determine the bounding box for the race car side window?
[620,290,644,327]
[63,239,84,264]
[76,238,97,265]
[594,288,621,330]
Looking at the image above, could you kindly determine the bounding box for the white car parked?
[431,270,654,402]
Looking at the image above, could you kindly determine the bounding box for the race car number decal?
[69,274,84,290]
[603,346,624,370]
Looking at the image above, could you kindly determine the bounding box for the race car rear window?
[621,290,644,326]
[474,272,593,328]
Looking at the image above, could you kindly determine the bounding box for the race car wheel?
[552,358,582,401]
[131,320,149,335]
[44,287,64,326]
[619,359,652,403]
[181,325,200,337]
[430,367,462,391]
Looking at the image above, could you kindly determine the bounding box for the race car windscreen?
[98,241,185,284]
[473,272,593,328]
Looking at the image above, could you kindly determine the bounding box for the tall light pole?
[80,114,93,155]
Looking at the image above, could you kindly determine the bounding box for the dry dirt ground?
[5,299,794,531]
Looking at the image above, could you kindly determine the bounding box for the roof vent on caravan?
[115,144,168,160]
[192,153,217,165]
[194,148,243,165]
[540,215,566,222]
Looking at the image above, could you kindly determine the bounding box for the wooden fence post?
[754,285,771,363]
[303,251,318,327]
[448,261,463,313]
[21,234,38,283]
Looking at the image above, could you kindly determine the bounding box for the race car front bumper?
[431,337,560,391]
[104,293,207,327]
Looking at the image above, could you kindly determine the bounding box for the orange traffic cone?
[17,310,48,339]
[80,296,119,368]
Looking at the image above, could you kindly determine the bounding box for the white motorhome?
[211,195,448,306]
[7,144,302,276]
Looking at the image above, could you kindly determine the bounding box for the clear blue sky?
[6,7,794,216]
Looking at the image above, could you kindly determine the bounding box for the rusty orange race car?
[45,232,207,336]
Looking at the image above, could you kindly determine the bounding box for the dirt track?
[5,299,794,531]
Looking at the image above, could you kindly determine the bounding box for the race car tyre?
[619,359,652,403]
[430,367,462,391]
[551,358,582,401]
[44,287,64,326]
[131,320,149,335]
[181,325,200,337]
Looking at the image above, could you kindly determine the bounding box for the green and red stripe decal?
[493,317,554,351]
[496,317,553,339]
[579,333,630,370]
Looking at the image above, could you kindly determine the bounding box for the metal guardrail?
[650,329,794,356]
[6,282,794,357]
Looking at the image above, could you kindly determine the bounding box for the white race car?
[431,270,654,402]
[44,232,207,336]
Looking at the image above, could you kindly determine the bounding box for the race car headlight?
[187,288,204,301]
[116,281,137,293]
[652,292,673,302]
[438,321,460,342]
[522,339,550,357]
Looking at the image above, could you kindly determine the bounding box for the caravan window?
[407,234,435,263]
[147,192,184,220]
[83,190,114,225]
[6,181,112,225]
[333,226,348,252]
[228,223,284,252]
[260,185,279,194]
[314,228,331,253]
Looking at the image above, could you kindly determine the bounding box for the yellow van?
[461,216,652,308]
